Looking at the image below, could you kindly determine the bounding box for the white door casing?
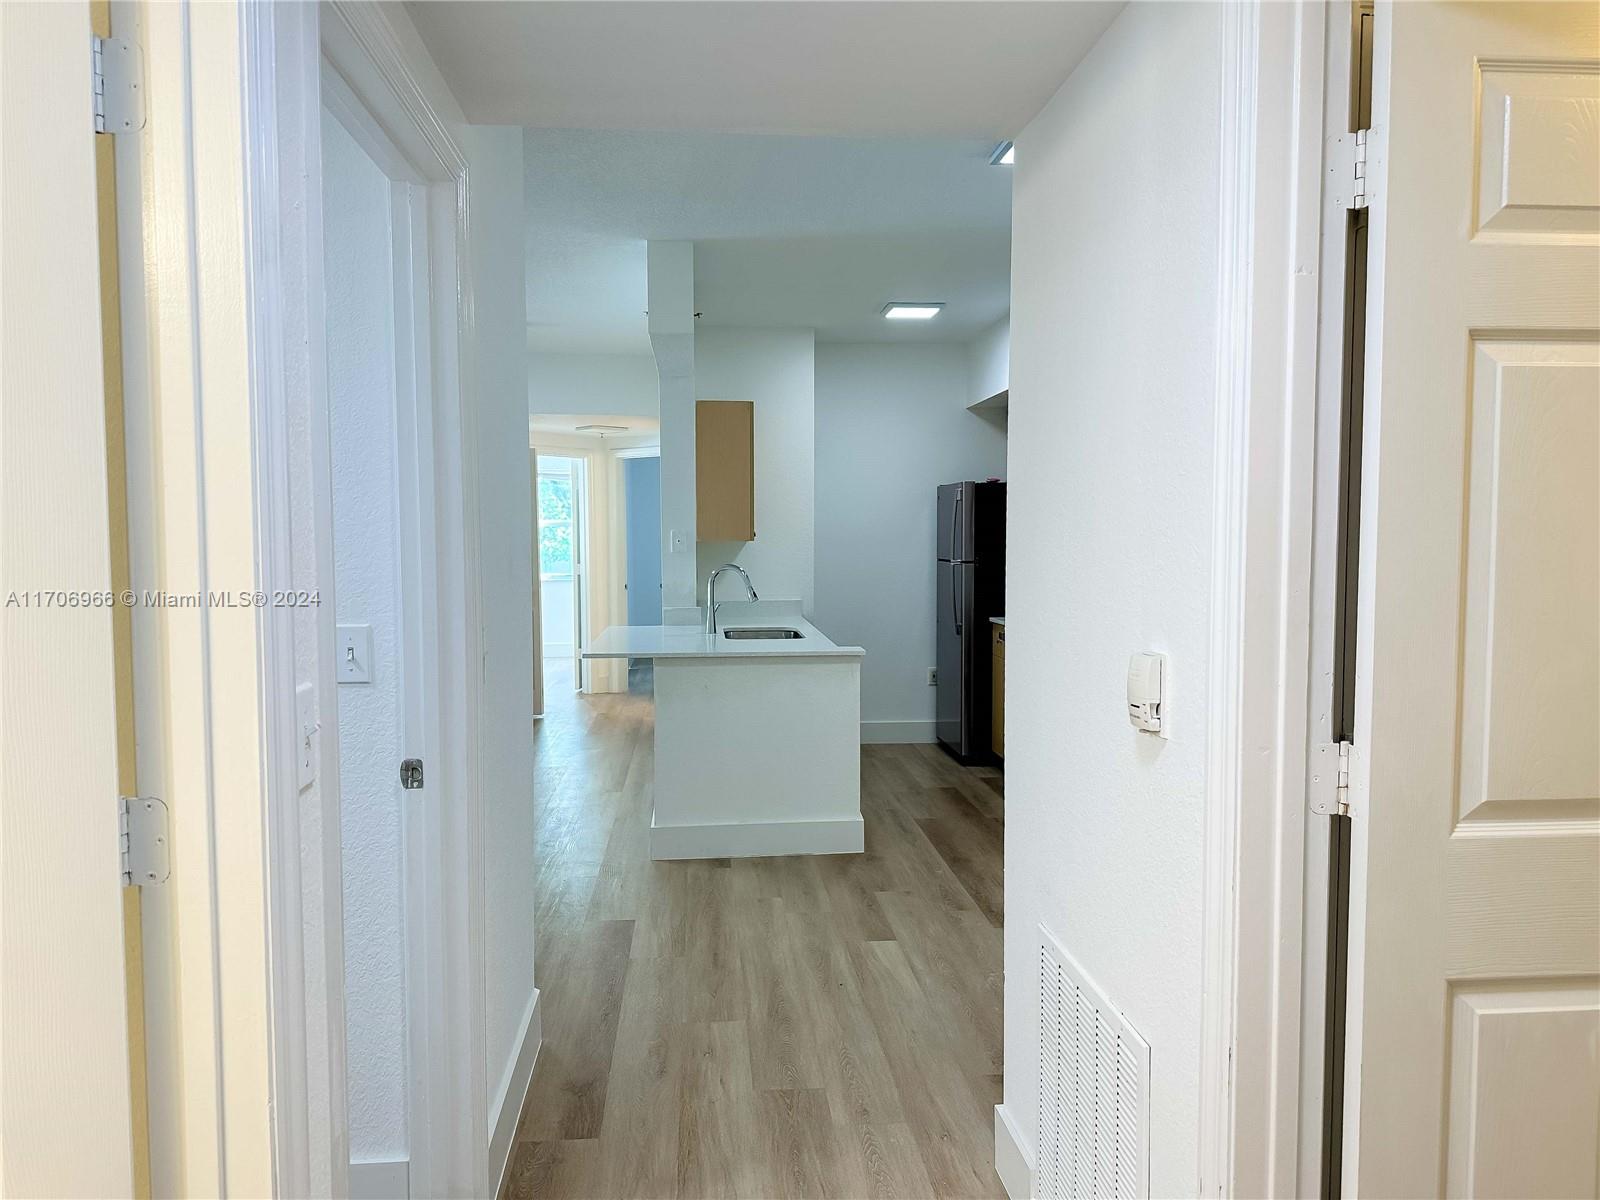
[1347,3,1600,1196]
[0,3,136,1193]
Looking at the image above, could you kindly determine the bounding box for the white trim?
[349,1158,411,1200]
[1296,5,1359,1192]
[240,2,349,1192]
[318,4,488,1194]
[1197,3,1258,1190]
[1199,2,1328,1196]
[613,444,662,460]
[489,989,543,1199]
[649,815,865,860]
[118,2,281,1191]
[993,1103,1035,1200]
[860,719,937,744]
[237,1,490,1193]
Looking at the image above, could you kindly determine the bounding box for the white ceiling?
[410,1,1123,354]
[524,130,1017,351]
[407,2,1122,138]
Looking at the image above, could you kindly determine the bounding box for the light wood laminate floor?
[506,663,1005,1199]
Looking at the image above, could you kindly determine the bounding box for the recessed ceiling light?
[882,302,944,321]
[990,141,1015,166]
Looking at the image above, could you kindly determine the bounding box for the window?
[537,463,576,580]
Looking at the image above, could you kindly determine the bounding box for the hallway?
[506,674,1006,1198]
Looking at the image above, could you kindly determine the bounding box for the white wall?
[323,111,409,1164]
[540,577,575,654]
[527,350,659,418]
[1003,4,1223,1196]
[467,124,538,1138]
[968,314,1010,405]
[694,328,816,612]
[814,344,1005,737]
[648,242,697,611]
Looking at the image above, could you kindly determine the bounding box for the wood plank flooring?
[506,663,1005,1199]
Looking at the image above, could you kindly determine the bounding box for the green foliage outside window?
[537,473,574,578]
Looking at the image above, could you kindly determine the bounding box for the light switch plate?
[337,623,373,684]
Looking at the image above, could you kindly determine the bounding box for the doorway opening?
[536,454,587,692]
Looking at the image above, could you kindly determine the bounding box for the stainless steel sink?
[722,627,803,640]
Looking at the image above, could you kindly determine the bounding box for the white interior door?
[0,2,137,1193]
[1347,4,1600,1195]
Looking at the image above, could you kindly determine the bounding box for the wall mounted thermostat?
[1127,651,1167,736]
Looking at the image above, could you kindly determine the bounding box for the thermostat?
[1127,652,1167,736]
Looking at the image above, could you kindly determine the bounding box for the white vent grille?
[1036,924,1151,1199]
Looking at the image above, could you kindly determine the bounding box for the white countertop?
[991,616,1006,627]
[584,600,863,660]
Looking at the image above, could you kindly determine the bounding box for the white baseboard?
[994,1103,1035,1200]
[860,719,936,744]
[490,988,543,1197]
[650,814,863,860]
[349,1158,409,1200]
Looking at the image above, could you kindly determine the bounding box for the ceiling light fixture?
[882,302,944,321]
[990,141,1015,166]
[575,423,628,435]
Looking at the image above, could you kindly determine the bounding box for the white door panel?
[0,1,137,1194]
[1350,3,1600,1196]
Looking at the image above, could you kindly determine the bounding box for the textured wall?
[467,123,538,1127]
[813,342,1006,733]
[1003,4,1224,1194]
[324,110,408,1162]
[693,327,817,613]
[527,351,659,419]
[967,315,1010,405]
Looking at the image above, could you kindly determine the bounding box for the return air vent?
[1036,924,1151,1199]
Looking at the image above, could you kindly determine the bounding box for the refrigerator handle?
[950,488,963,562]
[952,564,962,636]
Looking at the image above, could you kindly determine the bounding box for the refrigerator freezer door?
[936,561,973,755]
[936,481,975,562]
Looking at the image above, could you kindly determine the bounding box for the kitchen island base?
[650,653,861,861]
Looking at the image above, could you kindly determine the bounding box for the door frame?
[239,0,489,1193]
[532,438,628,694]
[320,40,467,1195]
[1196,1,1332,1195]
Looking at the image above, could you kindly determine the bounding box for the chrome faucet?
[705,563,758,635]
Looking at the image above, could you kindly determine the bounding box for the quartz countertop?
[583,600,863,661]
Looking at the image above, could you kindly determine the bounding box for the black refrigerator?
[935,481,1005,762]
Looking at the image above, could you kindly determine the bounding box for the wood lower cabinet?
[696,399,755,541]
[991,621,1004,760]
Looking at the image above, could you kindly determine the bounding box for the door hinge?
[92,35,145,135]
[400,758,424,790]
[1310,741,1357,817]
[119,795,170,887]
[1331,129,1370,211]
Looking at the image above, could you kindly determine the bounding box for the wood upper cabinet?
[696,400,755,542]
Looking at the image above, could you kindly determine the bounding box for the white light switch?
[337,623,373,684]
[1127,651,1168,736]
